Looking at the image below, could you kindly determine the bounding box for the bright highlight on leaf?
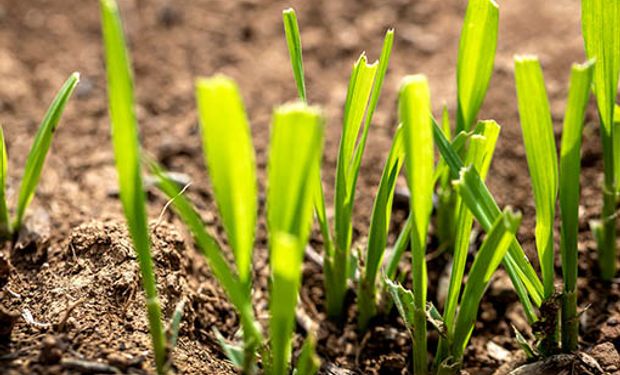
[196,75,257,288]
[268,102,324,375]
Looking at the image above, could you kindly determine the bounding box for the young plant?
[0,73,79,239]
[559,61,595,352]
[99,0,166,373]
[581,0,620,280]
[432,118,543,323]
[434,0,499,252]
[282,8,394,320]
[399,75,434,375]
[435,120,500,368]
[154,76,324,375]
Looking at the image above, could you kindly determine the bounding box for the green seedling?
[559,61,595,352]
[399,74,434,375]
[154,76,323,375]
[514,56,595,354]
[99,0,166,373]
[581,0,620,280]
[0,72,79,238]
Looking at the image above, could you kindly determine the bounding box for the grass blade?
[456,0,499,132]
[196,75,257,288]
[328,53,378,318]
[0,126,10,237]
[514,55,559,299]
[559,60,595,352]
[438,121,499,366]
[358,125,405,330]
[14,72,80,232]
[452,208,522,360]
[99,0,165,372]
[399,75,434,375]
[282,8,306,102]
[432,121,542,321]
[268,103,324,375]
[581,0,620,280]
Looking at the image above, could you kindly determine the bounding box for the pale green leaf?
[0,126,10,237]
[452,208,522,360]
[196,75,257,287]
[99,0,165,372]
[283,8,306,102]
[399,74,434,374]
[514,55,559,299]
[456,0,499,132]
[14,72,80,231]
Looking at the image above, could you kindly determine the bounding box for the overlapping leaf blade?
[358,125,405,329]
[267,103,324,375]
[452,208,522,360]
[432,121,542,322]
[399,75,434,375]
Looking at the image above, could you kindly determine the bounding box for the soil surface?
[0,0,619,374]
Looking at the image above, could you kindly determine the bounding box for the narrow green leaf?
[196,75,257,287]
[399,74,434,375]
[582,0,620,280]
[582,0,620,133]
[0,126,10,237]
[559,60,595,352]
[452,208,522,360]
[616,103,620,190]
[99,0,165,372]
[329,32,393,318]
[267,103,324,375]
[433,120,544,319]
[294,333,320,375]
[514,55,559,299]
[267,103,324,241]
[444,121,499,332]
[456,0,499,132]
[358,125,405,330]
[282,8,306,102]
[14,72,80,231]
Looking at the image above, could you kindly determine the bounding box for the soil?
[0,0,618,374]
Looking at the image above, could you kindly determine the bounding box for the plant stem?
[561,290,578,352]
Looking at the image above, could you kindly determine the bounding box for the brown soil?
[0,0,618,374]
